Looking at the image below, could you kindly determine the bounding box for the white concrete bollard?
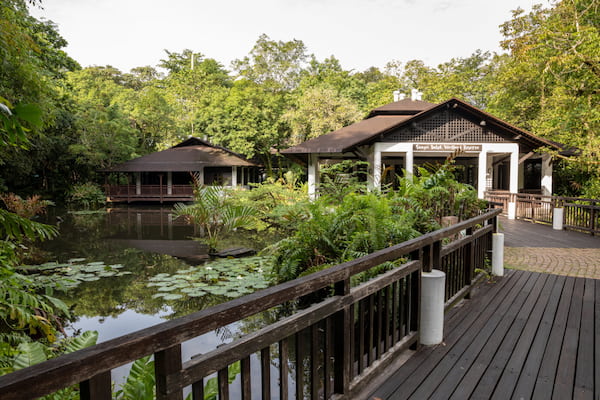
[553,208,564,230]
[420,269,446,346]
[492,233,504,277]
[507,202,516,220]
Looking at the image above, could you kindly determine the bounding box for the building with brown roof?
[282,96,560,218]
[104,137,261,203]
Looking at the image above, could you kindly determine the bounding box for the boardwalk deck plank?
[573,279,595,400]
[510,275,566,400]
[552,278,585,400]
[595,279,600,400]
[460,273,549,400]
[379,271,532,400]
[531,276,576,400]
[399,272,535,400]
[369,272,599,400]
[423,272,547,400]
[452,274,559,400]
[368,270,519,400]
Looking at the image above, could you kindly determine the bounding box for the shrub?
[67,183,106,209]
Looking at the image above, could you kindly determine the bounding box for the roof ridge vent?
[393,90,406,102]
[411,88,423,101]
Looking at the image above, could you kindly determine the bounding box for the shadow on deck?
[367,269,599,399]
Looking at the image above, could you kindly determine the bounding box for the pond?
[36,205,282,387]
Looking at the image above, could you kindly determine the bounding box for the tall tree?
[232,34,309,91]
[489,0,600,195]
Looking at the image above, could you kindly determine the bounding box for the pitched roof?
[367,98,437,117]
[106,137,258,172]
[282,115,411,155]
[282,98,561,157]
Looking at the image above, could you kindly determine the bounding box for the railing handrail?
[0,208,501,398]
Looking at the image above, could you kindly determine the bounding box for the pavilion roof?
[105,137,257,172]
[282,98,561,160]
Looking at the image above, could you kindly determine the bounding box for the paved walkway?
[500,217,600,279]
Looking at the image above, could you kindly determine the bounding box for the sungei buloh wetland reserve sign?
[413,143,482,152]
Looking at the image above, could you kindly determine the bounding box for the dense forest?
[1,0,599,199]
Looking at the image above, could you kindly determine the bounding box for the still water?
[40,206,280,387]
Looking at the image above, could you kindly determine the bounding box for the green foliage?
[392,161,485,232]
[226,171,309,232]
[67,182,106,209]
[318,160,370,202]
[115,356,155,400]
[174,186,257,250]
[266,191,421,283]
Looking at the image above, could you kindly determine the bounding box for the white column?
[486,154,494,192]
[541,153,553,196]
[231,166,238,187]
[420,269,446,345]
[308,154,319,200]
[405,149,414,177]
[135,172,141,195]
[477,151,487,199]
[372,149,382,190]
[508,146,519,219]
[167,171,172,195]
[492,233,504,276]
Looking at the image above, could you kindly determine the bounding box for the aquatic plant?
[148,256,272,301]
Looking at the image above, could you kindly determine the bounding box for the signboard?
[412,143,482,152]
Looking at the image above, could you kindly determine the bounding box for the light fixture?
[480,120,486,126]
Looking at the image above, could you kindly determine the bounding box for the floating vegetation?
[148,256,273,301]
[21,258,132,291]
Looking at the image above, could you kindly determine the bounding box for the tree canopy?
[1,0,599,197]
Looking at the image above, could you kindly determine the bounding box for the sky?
[29,0,549,74]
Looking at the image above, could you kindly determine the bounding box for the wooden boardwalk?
[366,269,599,400]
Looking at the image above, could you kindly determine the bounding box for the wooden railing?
[105,185,195,202]
[0,209,500,400]
[484,191,600,235]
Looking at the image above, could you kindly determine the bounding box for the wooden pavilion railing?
[485,191,599,235]
[0,209,500,400]
[105,184,195,202]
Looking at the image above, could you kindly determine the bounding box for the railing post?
[80,371,112,400]
[155,345,183,400]
[333,279,351,396]
[464,227,474,299]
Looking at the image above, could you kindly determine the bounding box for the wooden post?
[159,174,163,204]
[464,227,474,299]
[333,279,351,395]
[80,371,112,400]
[155,345,183,400]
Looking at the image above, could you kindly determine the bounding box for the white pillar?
[231,166,238,187]
[372,149,382,190]
[167,171,172,195]
[135,172,141,195]
[508,148,519,219]
[553,208,564,230]
[420,269,445,346]
[492,233,504,276]
[308,154,319,200]
[477,151,487,199]
[486,154,494,192]
[541,154,553,196]
[405,150,414,177]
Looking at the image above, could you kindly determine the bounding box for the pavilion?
[104,137,261,203]
[282,95,561,218]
